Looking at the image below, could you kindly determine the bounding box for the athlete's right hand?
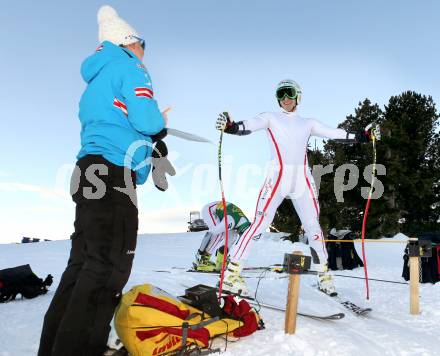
[355,123,381,143]
[216,112,231,131]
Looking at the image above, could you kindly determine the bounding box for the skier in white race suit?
[216,79,373,296]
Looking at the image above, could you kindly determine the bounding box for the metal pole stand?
[283,251,311,334]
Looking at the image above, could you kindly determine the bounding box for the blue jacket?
[78,41,165,184]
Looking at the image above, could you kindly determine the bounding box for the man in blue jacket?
[38,6,170,355]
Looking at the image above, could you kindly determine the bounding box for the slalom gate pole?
[409,249,420,315]
[217,131,229,299]
[407,237,426,315]
[284,252,311,334]
[407,238,432,314]
[361,130,378,300]
[285,252,302,334]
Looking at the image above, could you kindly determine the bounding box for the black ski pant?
[38,155,138,356]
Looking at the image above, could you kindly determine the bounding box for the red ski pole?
[361,126,379,300]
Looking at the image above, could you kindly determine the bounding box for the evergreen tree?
[427,131,440,223]
[382,91,439,233]
[318,99,394,237]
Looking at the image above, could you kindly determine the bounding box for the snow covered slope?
[0,232,439,356]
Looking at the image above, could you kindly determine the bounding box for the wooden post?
[409,247,420,315]
[285,251,302,334]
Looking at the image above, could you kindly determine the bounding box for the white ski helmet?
[275,79,302,105]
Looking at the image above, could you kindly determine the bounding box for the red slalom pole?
[361,133,378,300]
[361,198,371,300]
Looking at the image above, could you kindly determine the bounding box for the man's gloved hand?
[151,140,175,191]
[216,112,239,134]
[151,128,168,142]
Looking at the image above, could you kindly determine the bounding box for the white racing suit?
[228,111,354,272]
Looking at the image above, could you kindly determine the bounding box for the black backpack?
[0,264,53,303]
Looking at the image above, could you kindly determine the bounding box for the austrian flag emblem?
[135,87,153,99]
[113,98,128,116]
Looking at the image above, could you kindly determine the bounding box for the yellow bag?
[115,284,261,355]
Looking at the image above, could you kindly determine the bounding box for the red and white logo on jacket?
[135,87,154,99]
[113,98,128,116]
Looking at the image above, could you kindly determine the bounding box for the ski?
[224,293,345,321]
[333,296,372,316]
[316,289,372,316]
[180,284,344,321]
[153,269,268,279]
[152,268,285,279]
[239,295,345,321]
[153,267,280,274]
[188,266,283,273]
[186,269,219,274]
[168,266,282,272]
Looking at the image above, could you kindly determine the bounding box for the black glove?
[216,112,239,134]
[355,124,381,143]
[151,128,168,142]
[216,112,251,135]
[151,140,176,191]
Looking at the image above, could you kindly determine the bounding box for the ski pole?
[217,130,229,300]
[361,125,379,300]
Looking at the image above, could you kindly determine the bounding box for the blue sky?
[0,0,439,243]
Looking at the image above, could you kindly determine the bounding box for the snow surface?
[1,232,439,356]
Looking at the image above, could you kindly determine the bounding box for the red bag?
[222,295,262,337]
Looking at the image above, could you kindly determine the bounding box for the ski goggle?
[127,35,146,50]
[276,87,299,101]
[133,36,146,50]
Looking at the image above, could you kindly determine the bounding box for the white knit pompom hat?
[97,5,140,46]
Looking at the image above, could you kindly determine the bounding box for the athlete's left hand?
[355,130,371,143]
